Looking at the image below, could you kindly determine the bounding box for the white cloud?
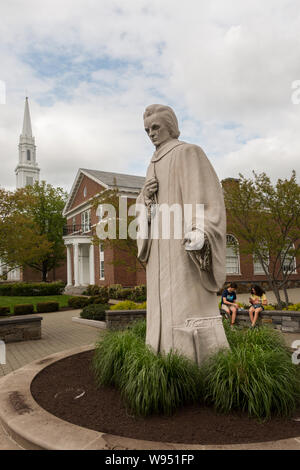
[0,0,300,192]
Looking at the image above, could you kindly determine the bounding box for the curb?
[0,346,300,450]
[72,317,106,329]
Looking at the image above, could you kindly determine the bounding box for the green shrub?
[93,326,202,416]
[88,287,109,304]
[0,281,65,297]
[117,288,133,300]
[108,284,122,299]
[0,284,13,296]
[286,303,300,311]
[130,285,147,302]
[0,306,10,316]
[263,304,276,310]
[85,285,109,303]
[13,304,34,315]
[67,296,89,309]
[110,300,144,310]
[80,304,109,321]
[203,321,300,419]
[36,302,59,313]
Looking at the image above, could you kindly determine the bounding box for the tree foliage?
[0,181,67,281]
[223,171,300,307]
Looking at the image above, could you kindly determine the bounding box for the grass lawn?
[0,295,72,313]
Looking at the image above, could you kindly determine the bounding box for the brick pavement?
[0,309,102,377]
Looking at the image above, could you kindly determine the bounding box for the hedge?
[36,302,59,313]
[13,304,34,315]
[0,282,65,297]
[68,296,89,309]
[0,306,10,316]
[80,304,109,321]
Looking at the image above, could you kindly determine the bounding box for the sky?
[1,0,300,192]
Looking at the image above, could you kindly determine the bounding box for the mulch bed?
[31,350,300,445]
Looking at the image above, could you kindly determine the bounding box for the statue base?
[173,315,230,366]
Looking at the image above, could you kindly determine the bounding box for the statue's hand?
[143,177,158,199]
[183,232,212,272]
[183,229,205,251]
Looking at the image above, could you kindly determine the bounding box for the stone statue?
[136,104,229,365]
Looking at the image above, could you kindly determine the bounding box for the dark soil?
[31,350,300,445]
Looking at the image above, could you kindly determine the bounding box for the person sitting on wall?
[248,284,268,328]
[221,283,238,327]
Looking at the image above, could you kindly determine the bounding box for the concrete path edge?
[0,346,300,450]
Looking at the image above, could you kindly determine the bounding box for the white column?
[74,243,79,287]
[67,245,72,286]
[89,244,95,285]
[79,245,83,286]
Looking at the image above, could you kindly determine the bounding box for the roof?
[81,168,145,191]
[63,168,145,216]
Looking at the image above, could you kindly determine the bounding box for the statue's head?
[143,104,180,149]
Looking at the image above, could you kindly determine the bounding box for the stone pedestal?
[173,315,229,366]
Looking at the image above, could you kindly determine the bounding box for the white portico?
[64,236,95,287]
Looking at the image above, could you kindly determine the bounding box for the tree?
[0,182,68,282]
[91,187,146,273]
[0,187,52,277]
[223,171,300,308]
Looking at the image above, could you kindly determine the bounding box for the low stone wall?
[0,315,42,343]
[105,309,146,330]
[224,309,300,333]
[100,309,300,333]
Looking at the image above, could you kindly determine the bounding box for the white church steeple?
[15,97,40,188]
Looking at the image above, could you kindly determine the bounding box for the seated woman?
[249,285,268,328]
[221,283,238,327]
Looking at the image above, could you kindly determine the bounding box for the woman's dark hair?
[251,284,265,297]
[229,283,237,289]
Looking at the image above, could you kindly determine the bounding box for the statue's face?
[144,115,172,149]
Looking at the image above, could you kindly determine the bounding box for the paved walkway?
[0,309,101,377]
[230,287,300,306]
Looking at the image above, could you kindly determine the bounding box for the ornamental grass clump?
[120,347,202,416]
[93,321,202,416]
[223,319,288,353]
[93,329,141,388]
[203,323,300,419]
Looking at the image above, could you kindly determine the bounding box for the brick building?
[62,168,146,291]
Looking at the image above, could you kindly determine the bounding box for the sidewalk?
[0,309,101,377]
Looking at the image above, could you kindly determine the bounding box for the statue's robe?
[137,139,227,354]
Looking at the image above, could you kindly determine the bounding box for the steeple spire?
[15,97,40,188]
[22,97,33,137]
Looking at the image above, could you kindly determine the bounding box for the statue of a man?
[136,104,229,365]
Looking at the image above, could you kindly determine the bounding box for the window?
[253,245,269,274]
[81,210,91,233]
[281,242,297,274]
[26,176,34,186]
[99,244,105,280]
[27,150,31,161]
[72,217,76,233]
[83,186,87,198]
[226,234,240,274]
